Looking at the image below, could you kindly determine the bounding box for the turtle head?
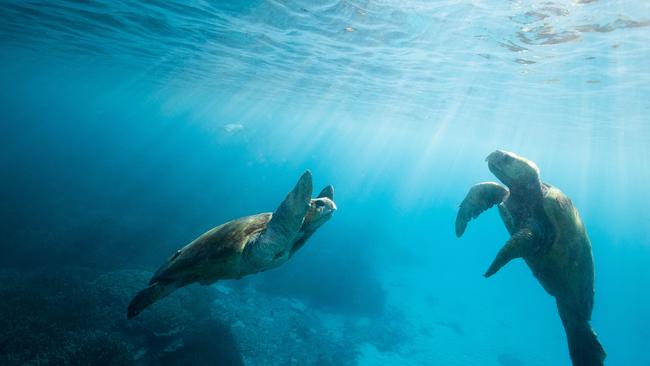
[486,150,541,190]
[301,185,336,233]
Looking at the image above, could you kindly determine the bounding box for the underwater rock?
[213,285,352,365]
[212,282,409,365]
[159,319,243,365]
[0,266,242,366]
[0,267,131,366]
[0,265,407,366]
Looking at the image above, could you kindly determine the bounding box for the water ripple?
[0,0,648,111]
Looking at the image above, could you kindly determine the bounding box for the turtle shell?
[150,213,272,286]
[531,184,595,318]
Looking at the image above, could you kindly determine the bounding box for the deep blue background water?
[1,1,649,365]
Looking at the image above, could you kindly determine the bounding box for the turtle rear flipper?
[455,182,509,237]
[127,282,176,319]
[557,302,606,366]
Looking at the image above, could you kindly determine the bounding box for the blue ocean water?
[0,1,649,365]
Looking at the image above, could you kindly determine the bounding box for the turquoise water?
[1,1,649,365]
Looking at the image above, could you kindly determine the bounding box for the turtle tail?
[127,282,175,319]
[558,303,606,366]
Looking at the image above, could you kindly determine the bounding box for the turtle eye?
[315,200,325,207]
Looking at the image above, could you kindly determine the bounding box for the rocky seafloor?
[0,266,411,365]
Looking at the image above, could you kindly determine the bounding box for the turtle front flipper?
[498,203,517,235]
[267,170,313,239]
[484,227,538,277]
[317,185,334,200]
[249,171,313,265]
[455,182,509,237]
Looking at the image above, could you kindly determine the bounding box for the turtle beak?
[325,200,337,215]
[486,150,511,182]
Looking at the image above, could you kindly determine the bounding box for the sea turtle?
[455,150,605,366]
[127,170,336,319]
